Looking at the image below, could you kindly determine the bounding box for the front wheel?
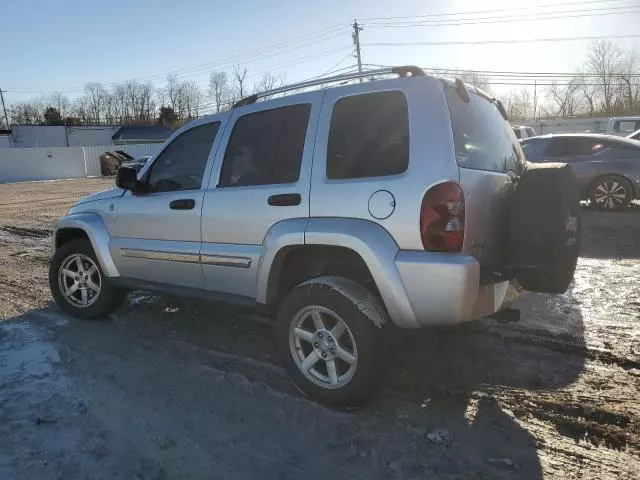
[275,277,386,407]
[589,176,633,210]
[49,239,127,319]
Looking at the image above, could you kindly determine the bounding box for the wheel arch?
[55,214,120,277]
[258,217,419,328]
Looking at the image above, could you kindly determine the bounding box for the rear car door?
[200,93,321,299]
[110,120,223,289]
[443,83,525,269]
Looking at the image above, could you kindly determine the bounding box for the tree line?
[3,41,638,129]
[495,41,640,121]
[4,67,283,129]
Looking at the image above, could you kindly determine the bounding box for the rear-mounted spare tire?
[510,163,581,294]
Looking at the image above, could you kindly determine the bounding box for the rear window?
[444,85,523,173]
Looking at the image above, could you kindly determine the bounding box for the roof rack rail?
[232,65,425,108]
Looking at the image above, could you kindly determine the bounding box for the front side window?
[219,104,311,187]
[147,122,220,192]
[444,85,523,174]
[327,91,409,179]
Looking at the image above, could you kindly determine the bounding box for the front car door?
[199,92,322,299]
[110,118,226,288]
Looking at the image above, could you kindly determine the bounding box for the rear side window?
[444,85,523,174]
[547,137,604,158]
[219,104,311,187]
[327,91,409,179]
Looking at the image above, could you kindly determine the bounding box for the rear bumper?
[391,251,514,327]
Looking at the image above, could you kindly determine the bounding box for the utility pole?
[0,89,9,130]
[352,20,363,81]
[533,80,538,121]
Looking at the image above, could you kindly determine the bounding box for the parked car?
[120,156,151,173]
[512,125,537,139]
[606,116,640,137]
[521,133,640,209]
[48,66,580,406]
[627,129,640,141]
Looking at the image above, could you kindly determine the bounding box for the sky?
[2,0,639,107]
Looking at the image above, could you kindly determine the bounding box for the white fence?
[0,144,161,183]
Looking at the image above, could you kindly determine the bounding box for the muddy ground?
[0,177,638,480]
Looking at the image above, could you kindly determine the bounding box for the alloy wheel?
[289,305,358,389]
[593,180,627,209]
[58,253,101,308]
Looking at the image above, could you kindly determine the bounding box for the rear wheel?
[589,176,632,210]
[49,239,127,319]
[275,277,386,407]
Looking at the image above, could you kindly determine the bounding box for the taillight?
[420,182,465,252]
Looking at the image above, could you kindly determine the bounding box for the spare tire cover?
[510,163,581,294]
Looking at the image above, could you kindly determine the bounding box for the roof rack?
[233,65,425,108]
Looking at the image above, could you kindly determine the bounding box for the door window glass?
[148,122,220,192]
[327,91,409,179]
[219,104,311,187]
[521,139,548,162]
[547,137,603,158]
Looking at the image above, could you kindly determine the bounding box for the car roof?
[522,132,640,149]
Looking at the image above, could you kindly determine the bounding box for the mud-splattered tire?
[275,277,386,407]
[49,239,127,319]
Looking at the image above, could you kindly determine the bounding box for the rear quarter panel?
[309,76,459,251]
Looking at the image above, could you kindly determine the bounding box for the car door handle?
[267,193,301,206]
[169,199,195,210]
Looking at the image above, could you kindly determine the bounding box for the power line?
[358,0,628,21]
[364,33,640,47]
[412,67,640,77]
[362,6,640,28]
[6,23,350,94]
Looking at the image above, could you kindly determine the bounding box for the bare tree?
[253,72,285,94]
[618,49,640,112]
[547,79,582,117]
[232,66,248,100]
[182,81,204,119]
[458,71,492,94]
[499,88,535,121]
[8,102,43,124]
[587,41,623,114]
[209,71,230,112]
[84,82,109,123]
[48,92,71,119]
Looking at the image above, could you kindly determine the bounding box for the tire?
[275,277,386,407]
[49,239,127,319]
[589,175,633,210]
[510,163,581,294]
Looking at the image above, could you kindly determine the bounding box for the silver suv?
[49,67,581,406]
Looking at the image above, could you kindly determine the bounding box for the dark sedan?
[521,134,640,209]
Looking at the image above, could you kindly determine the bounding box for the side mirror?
[115,166,138,191]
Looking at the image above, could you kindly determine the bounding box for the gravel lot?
[0,177,639,480]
